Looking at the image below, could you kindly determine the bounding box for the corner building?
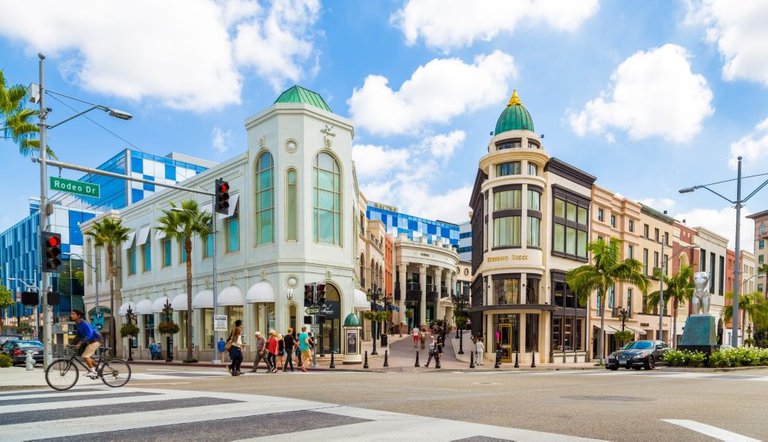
[470,92,594,365]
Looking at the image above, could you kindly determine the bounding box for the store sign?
[214,314,228,331]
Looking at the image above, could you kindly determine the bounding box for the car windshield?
[16,341,43,348]
[623,341,654,350]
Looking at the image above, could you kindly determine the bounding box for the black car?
[2,340,44,366]
[606,340,670,370]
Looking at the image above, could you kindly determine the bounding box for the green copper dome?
[343,313,361,327]
[274,85,332,112]
[494,90,534,135]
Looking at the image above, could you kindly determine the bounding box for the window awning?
[353,289,370,310]
[624,326,647,336]
[151,296,170,313]
[118,301,136,317]
[192,289,213,309]
[134,299,153,315]
[136,226,151,246]
[121,231,136,250]
[171,294,188,311]
[218,286,243,306]
[602,325,618,335]
[246,281,275,303]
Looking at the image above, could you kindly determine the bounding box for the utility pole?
[37,53,53,367]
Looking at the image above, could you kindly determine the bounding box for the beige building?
[746,209,768,297]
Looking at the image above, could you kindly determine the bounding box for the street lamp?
[162,299,173,362]
[125,306,135,362]
[367,287,381,356]
[679,156,768,347]
[618,308,629,332]
[453,290,467,354]
[36,53,131,367]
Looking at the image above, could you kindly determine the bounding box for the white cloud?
[637,198,676,212]
[687,0,768,85]
[348,51,516,136]
[422,130,466,159]
[568,44,714,143]
[392,0,599,51]
[211,126,232,153]
[0,0,321,111]
[728,117,768,170]
[674,206,754,250]
[352,144,410,178]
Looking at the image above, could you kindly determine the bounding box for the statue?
[691,272,711,315]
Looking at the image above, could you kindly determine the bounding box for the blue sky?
[1,0,768,251]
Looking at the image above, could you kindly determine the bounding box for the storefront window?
[203,309,213,348]
[494,189,521,210]
[525,313,539,352]
[493,216,521,247]
[494,277,520,305]
[143,314,155,347]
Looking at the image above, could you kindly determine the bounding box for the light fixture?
[287,287,294,300]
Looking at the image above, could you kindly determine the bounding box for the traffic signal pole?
[37,54,53,367]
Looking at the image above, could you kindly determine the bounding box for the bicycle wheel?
[45,359,79,391]
[100,358,131,387]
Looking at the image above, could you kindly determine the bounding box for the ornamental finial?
[508,90,521,107]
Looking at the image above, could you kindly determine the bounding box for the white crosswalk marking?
[461,369,768,382]
[662,419,761,441]
[0,387,604,441]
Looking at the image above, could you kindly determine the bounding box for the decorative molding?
[258,136,266,148]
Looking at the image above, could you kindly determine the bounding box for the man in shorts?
[298,326,311,372]
[71,309,102,379]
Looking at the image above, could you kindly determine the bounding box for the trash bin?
[380,334,388,348]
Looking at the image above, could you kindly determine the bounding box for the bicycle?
[45,346,132,391]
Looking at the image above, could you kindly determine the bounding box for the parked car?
[0,335,21,346]
[2,340,44,366]
[606,340,670,370]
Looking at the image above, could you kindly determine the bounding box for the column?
[398,263,407,325]
[419,264,427,327]
[434,268,443,320]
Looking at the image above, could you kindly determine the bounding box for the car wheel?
[632,366,641,370]
[644,357,655,370]
[608,366,619,371]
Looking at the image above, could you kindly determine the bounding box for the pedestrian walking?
[249,331,268,372]
[283,327,296,372]
[276,333,285,371]
[412,327,420,347]
[226,319,245,376]
[298,326,311,372]
[476,337,485,365]
[267,330,279,373]
[419,327,426,350]
[424,334,440,367]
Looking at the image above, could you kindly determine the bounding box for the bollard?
[415,351,420,367]
[329,351,335,369]
[363,351,369,369]
[383,350,389,367]
[514,351,519,368]
[531,351,536,368]
[25,351,35,371]
[494,349,501,369]
[469,351,475,369]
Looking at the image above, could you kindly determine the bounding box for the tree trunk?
[185,236,194,362]
[108,245,116,358]
[672,299,678,349]
[598,286,605,364]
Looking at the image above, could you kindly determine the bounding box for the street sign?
[50,176,100,198]
[310,324,320,335]
[214,314,228,331]
[305,306,320,314]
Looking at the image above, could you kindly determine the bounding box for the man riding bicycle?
[70,309,102,379]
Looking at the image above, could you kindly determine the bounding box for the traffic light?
[214,178,230,214]
[304,283,314,307]
[21,291,39,306]
[316,283,326,305]
[42,231,62,272]
[317,314,326,324]
[303,315,313,324]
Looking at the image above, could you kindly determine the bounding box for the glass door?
[499,323,513,362]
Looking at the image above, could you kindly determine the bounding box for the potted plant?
[120,322,139,338]
[158,321,180,335]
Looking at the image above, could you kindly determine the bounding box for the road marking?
[662,419,760,441]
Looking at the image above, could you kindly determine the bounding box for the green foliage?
[709,347,768,367]
[744,338,756,347]
[158,321,180,335]
[455,315,468,330]
[0,285,13,309]
[120,322,139,337]
[1,69,45,157]
[405,309,414,319]
[662,349,707,367]
[614,330,634,345]
[0,353,12,368]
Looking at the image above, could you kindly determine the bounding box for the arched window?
[286,168,298,241]
[255,152,274,245]
[313,152,341,245]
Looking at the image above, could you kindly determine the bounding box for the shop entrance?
[499,323,513,363]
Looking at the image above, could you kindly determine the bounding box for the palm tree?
[0,284,13,333]
[644,264,694,348]
[566,238,649,364]
[156,199,212,363]
[0,69,50,157]
[722,291,768,344]
[85,217,130,357]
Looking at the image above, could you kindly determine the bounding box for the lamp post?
[367,287,381,356]
[125,306,135,362]
[658,236,667,342]
[619,308,629,332]
[163,300,173,362]
[679,156,768,347]
[36,54,132,367]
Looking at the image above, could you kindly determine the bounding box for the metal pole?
[212,194,220,364]
[658,239,664,342]
[38,53,52,367]
[732,157,742,348]
[94,249,100,312]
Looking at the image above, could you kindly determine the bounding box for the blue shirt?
[76,320,101,343]
[298,332,310,351]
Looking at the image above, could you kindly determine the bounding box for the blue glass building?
[366,202,460,247]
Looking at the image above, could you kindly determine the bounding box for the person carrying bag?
[226,320,245,376]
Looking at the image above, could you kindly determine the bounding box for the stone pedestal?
[679,315,719,354]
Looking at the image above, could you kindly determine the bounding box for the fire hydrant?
[25,351,35,371]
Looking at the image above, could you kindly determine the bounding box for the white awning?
[218,286,243,306]
[218,193,240,218]
[136,226,151,245]
[171,294,188,311]
[117,301,136,316]
[151,296,170,313]
[625,326,647,336]
[192,289,214,309]
[134,299,153,315]
[353,289,370,310]
[121,231,136,250]
[245,281,275,303]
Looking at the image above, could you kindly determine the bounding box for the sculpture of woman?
[691,272,711,315]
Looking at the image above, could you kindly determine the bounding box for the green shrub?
[687,351,706,367]
[0,354,12,368]
[708,347,768,367]
[158,321,180,335]
[663,350,686,366]
[120,322,139,337]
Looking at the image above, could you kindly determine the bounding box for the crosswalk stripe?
[0,391,158,406]
[662,419,760,441]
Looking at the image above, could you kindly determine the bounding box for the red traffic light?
[218,182,229,193]
[47,235,61,247]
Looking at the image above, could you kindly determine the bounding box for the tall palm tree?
[156,199,212,363]
[566,238,649,364]
[85,217,130,356]
[644,264,694,348]
[0,69,50,157]
[722,291,768,343]
[0,284,13,333]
